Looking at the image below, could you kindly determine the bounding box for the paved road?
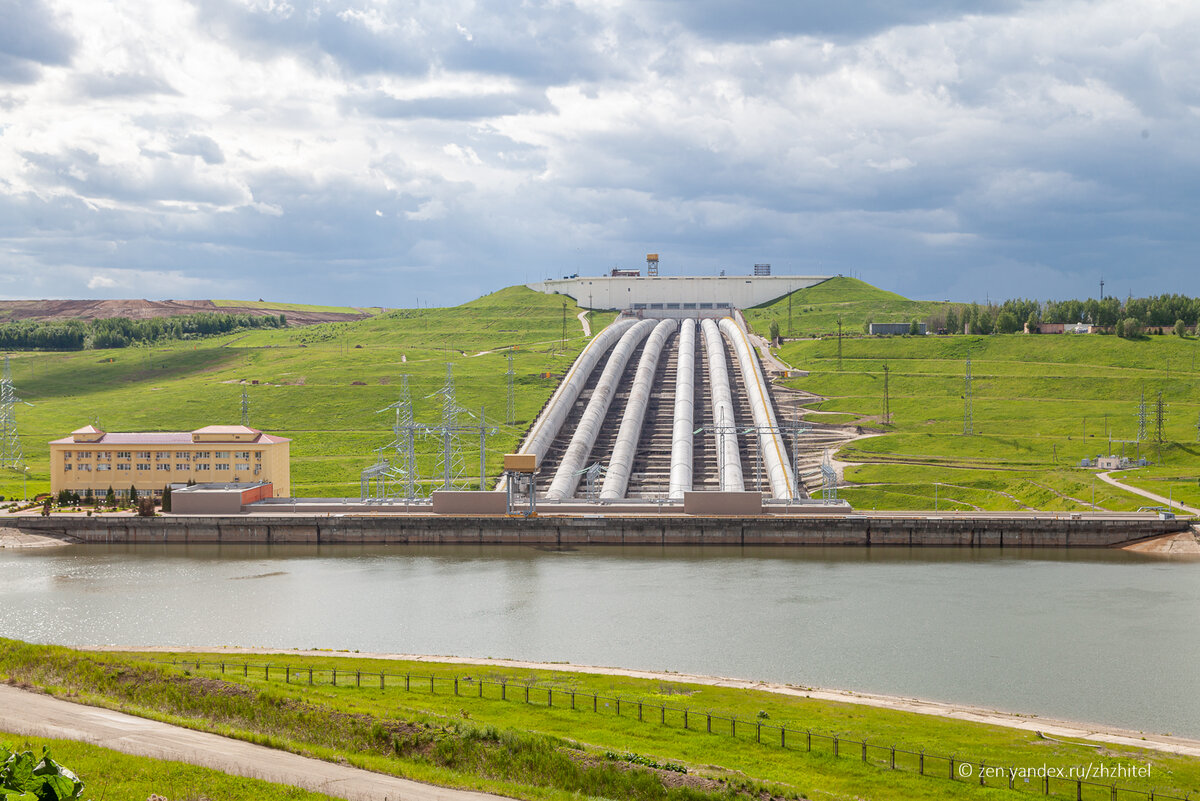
[0,685,506,801]
[576,310,591,337]
[1098,470,1200,515]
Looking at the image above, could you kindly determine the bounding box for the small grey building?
[869,322,926,336]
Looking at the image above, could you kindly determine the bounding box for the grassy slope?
[771,325,1200,511]
[2,731,338,801]
[744,277,950,337]
[2,287,616,498]
[4,643,1199,801]
[213,299,384,314]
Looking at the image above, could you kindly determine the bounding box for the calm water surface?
[1,544,1196,737]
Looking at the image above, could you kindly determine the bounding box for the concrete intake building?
[49,425,291,499]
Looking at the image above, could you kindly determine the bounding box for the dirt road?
[0,684,505,801]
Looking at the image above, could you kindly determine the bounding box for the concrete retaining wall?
[11,514,1188,547]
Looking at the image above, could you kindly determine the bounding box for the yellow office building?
[50,425,290,499]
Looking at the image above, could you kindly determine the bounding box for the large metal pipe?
[701,318,744,492]
[667,319,696,500]
[600,318,678,500]
[719,316,796,500]
[516,317,635,465]
[545,319,657,500]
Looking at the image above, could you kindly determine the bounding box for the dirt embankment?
[0,299,371,326]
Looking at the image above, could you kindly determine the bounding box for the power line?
[0,355,31,470]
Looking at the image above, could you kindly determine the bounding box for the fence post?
[285,666,290,683]
[616,699,620,716]
[501,682,506,700]
[332,668,337,686]
[430,675,435,694]
[979,762,985,786]
[890,746,895,769]
[919,751,924,775]
[525,686,529,704]
[592,693,597,712]
[807,730,812,752]
[405,673,410,692]
[781,728,786,748]
[548,689,553,708]
[684,709,688,729]
[949,757,954,780]
[731,718,736,737]
[707,714,711,733]
[265,665,269,680]
[356,670,360,688]
[454,677,459,696]
[756,722,761,743]
[861,741,867,762]
[638,702,642,722]
[221,662,225,674]
[571,691,575,710]
[243,663,248,677]
[1076,780,1081,801]
[380,673,385,690]
[479,679,483,698]
[661,705,665,725]
[308,668,313,685]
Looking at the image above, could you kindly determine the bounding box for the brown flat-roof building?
[49,425,290,499]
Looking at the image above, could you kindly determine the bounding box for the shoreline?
[87,645,1200,759]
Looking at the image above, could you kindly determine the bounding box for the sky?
[1,0,1197,307]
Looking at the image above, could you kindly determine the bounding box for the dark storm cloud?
[0,0,75,83]
[192,0,621,83]
[73,71,179,98]
[171,134,226,165]
[646,0,1023,42]
[343,89,551,120]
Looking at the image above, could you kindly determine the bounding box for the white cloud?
[87,274,117,289]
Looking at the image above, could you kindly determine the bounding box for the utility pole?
[882,362,891,425]
[837,316,843,369]
[963,359,973,436]
[1099,276,1104,301]
[506,349,515,426]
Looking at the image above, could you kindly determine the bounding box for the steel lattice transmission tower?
[0,355,30,469]
[962,359,973,435]
[1136,389,1148,442]
[432,363,467,490]
[379,375,420,500]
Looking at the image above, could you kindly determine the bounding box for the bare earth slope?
[0,299,370,326]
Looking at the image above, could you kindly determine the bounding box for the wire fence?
[160,659,1193,801]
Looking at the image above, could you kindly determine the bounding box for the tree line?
[0,312,287,350]
[920,293,1200,337]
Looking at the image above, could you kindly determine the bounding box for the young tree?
[1123,318,1142,338]
[1115,319,1125,338]
[105,486,116,506]
[129,485,138,506]
[944,306,959,335]
[1174,319,1187,337]
[1025,311,1039,333]
[909,318,921,335]
[769,320,781,343]
[162,485,172,513]
[995,311,1020,334]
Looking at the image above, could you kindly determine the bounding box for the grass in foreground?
[3,641,1199,801]
[2,731,338,801]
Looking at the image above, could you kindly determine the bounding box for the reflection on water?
[1,543,1196,737]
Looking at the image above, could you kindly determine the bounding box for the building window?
[155,451,171,459]
[195,451,211,459]
[136,463,151,471]
[136,451,151,459]
[78,464,91,471]
[97,452,110,460]
[116,451,131,459]
[215,463,230,471]
[175,452,190,459]
[156,463,170,471]
[235,463,250,471]
[214,451,230,458]
[176,463,190,471]
[64,464,72,471]
[235,451,250,459]
[97,464,111,471]
[195,463,210,471]
[117,464,131,471]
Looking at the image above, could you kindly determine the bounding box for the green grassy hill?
[744,276,949,338]
[2,287,614,499]
[774,330,1200,511]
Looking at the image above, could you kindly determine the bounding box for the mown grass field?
[775,326,1200,511]
[2,731,338,801]
[1,287,614,499]
[3,641,1198,801]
